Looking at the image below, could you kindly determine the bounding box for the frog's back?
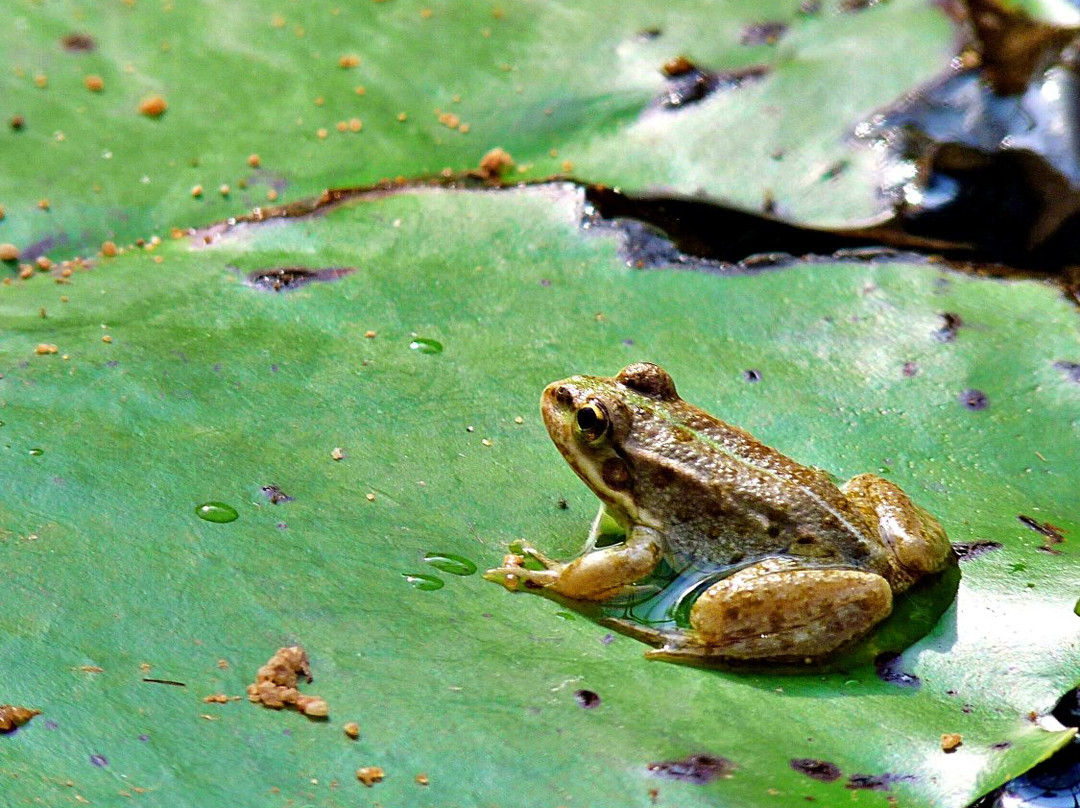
[622,393,888,572]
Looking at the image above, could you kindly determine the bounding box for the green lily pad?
[0,0,955,262]
[1,184,1077,807]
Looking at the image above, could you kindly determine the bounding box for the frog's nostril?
[553,385,574,407]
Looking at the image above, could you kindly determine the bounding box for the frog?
[484,362,956,664]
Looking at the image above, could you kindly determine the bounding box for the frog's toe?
[519,546,562,569]
[482,567,520,590]
[482,565,562,591]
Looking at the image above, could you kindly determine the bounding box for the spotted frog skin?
[484,363,956,663]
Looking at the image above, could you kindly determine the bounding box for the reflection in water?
[979,739,1080,808]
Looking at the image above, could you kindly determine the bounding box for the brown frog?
[484,363,956,663]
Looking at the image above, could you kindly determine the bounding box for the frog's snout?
[540,378,585,441]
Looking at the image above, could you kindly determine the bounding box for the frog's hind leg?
[841,474,953,591]
[674,558,893,661]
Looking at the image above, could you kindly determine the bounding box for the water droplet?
[402,573,444,591]
[409,337,443,355]
[28,447,43,456]
[422,552,476,576]
[195,502,239,523]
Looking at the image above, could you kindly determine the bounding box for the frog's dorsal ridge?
[616,362,679,401]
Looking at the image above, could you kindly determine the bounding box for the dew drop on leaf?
[195,502,239,523]
[402,573,444,591]
[409,337,443,354]
[423,552,477,576]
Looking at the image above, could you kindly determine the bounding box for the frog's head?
[541,363,679,525]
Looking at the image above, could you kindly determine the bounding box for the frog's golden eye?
[575,401,609,443]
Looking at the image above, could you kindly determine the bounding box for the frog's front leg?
[648,558,893,662]
[483,525,663,601]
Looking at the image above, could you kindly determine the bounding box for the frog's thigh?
[689,560,892,659]
[841,473,952,580]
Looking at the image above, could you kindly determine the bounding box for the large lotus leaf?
[0,0,954,261]
[1,184,1077,808]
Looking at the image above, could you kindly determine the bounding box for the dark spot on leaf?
[959,389,989,410]
[952,540,1003,561]
[820,161,848,181]
[934,312,963,342]
[845,772,915,791]
[637,28,662,41]
[1019,514,1066,556]
[647,754,734,784]
[61,33,96,52]
[244,266,356,292]
[557,498,569,510]
[574,689,601,709]
[902,361,919,377]
[990,741,1013,750]
[743,369,762,383]
[10,115,25,131]
[656,62,770,110]
[89,754,107,767]
[1054,360,1080,382]
[261,485,293,505]
[740,22,787,46]
[601,633,615,645]
[790,758,841,782]
[874,652,921,688]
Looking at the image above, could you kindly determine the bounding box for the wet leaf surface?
[1,184,1078,808]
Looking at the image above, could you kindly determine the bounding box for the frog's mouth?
[540,378,639,527]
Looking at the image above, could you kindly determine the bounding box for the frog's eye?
[575,401,609,443]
